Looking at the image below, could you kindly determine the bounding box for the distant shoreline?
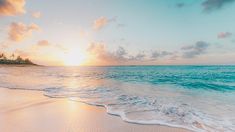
[0,53,37,66]
[0,63,40,66]
[0,59,39,66]
[0,65,40,68]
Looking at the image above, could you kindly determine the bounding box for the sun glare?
[63,49,86,66]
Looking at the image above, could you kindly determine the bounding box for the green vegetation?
[0,53,36,65]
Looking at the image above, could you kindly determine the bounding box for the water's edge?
[1,86,193,132]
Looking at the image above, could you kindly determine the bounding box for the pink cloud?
[37,40,50,47]
[0,0,26,16]
[8,22,40,42]
[93,17,108,30]
[93,16,116,30]
[217,32,232,39]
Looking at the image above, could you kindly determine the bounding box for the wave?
[1,82,235,132]
[43,83,235,132]
[1,66,235,132]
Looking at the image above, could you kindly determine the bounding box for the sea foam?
[1,66,235,132]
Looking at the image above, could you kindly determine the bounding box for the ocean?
[0,65,235,132]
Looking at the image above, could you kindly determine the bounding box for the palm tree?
[11,54,15,60]
[0,53,3,59]
[2,53,7,60]
[24,58,33,64]
[16,56,23,63]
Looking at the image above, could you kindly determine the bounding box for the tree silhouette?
[1,54,7,60]
[11,54,15,60]
[0,54,3,59]
[16,56,23,63]
[0,53,35,65]
[24,58,33,64]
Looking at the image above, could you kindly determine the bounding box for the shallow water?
[0,65,235,132]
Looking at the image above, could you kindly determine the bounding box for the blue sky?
[0,0,235,65]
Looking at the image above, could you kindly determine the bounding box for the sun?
[62,49,86,66]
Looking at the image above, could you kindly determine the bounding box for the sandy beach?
[0,88,190,132]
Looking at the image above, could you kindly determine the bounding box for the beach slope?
[0,88,190,132]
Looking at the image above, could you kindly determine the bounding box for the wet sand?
[0,88,190,132]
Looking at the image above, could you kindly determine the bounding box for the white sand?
[0,88,190,132]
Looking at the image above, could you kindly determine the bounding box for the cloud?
[176,3,185,8]
[8,22,40,42]
[170,55,179,60]
[32,11,41,18]
[151,51,173,60]
[217,32,232,39]
[128,52,146,61]
[202,0,235,12]
[34,40,68,53]
[86,42,149,65]
[115,46,128,59]
[37,40,50,47]
[182,41,210,58]
[87,42,119,60]
[93,16,116,30]
[93,17,108,30]
[87,42,119,64]
[0,0,25,16]
[86,42,181,65]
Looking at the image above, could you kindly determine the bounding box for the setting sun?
[62,49,86,66]
[1,0,235,132]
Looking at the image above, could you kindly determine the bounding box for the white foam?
[1,66,235,132]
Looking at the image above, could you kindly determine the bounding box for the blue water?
[0,65,235,132]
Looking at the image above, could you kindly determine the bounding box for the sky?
[0,0,235,66]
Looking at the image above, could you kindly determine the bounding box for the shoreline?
[0,87,190,132]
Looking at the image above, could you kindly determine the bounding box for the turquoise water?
[102,66,235,91]
[0,65,235,132]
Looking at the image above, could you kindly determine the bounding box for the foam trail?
[1,65,235,132]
